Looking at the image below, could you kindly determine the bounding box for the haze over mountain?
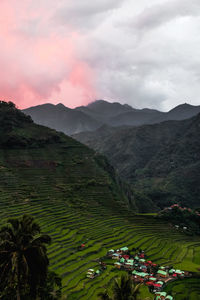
[74,113,200,210]
[23,100,200,135]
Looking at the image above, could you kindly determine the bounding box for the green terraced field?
[164,278,200,300]
[1,197,200,299]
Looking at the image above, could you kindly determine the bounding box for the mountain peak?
[168,103,198,112]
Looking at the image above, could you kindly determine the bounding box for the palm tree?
[0,214,51,299]
[39,270,62,299]
[112,274,141,300]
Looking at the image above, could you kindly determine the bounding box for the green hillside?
[74,114,200,210]
[1,101,200,299]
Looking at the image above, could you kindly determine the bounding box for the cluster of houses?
[107,246,190,299]
[163,204,200,217]
[86,262,106,279]
[86,268,101,279]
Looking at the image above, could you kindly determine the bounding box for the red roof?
[147,261,152,264]
[139,278,144,282]
[123,255,129,259]
[81,244,85,247]
[146,281,154,286]
[173,274,177,277]
[153,284,162,287]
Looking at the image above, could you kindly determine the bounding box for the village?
[86,246,191,300]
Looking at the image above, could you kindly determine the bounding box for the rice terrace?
[1,197,200,299]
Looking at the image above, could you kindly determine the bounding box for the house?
[156,281,164,287]
[174,269,184,277]
[95,269,101,276]
[155,292,167,299]
[140,265,147,271]
[149,277,157,282]
[112,253,120,259]
[122,254,129,260]
[120,257,125,264]
[132,271,149,279]
[157,270,168,278]
[124,259,134,269]
[107,249,115,256]
[120,246,129,253]
[169,269,175,275]
[114,262,121,269]
[86,269,95,279]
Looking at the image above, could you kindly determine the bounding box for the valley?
[0,102,200,299]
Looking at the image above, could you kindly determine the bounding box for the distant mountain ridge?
[23,100,200,135]
[74,113,200,211]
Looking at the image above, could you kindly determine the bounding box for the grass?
[0,142,200,299]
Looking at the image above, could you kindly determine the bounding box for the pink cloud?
[0,1,97,108]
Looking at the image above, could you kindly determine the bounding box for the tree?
[112,274,141,300]
[39,271,62,299]
[98,290,112,300]
[0,214,51,299]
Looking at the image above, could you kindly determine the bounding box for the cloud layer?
[0,0,200,110]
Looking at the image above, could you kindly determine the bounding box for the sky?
[0,0,200,111]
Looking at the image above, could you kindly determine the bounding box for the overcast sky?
[1,0,200,110]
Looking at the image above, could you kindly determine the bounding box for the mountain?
[109,109,163,126]
[23,103,101,135]
[0,100,131,214]
[76,100,134,123]
[23,100,200,135]
[74,113,200,210]
[165,103,200,120]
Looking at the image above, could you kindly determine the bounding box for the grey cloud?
[53,0,123,29]
[131,0,200,32]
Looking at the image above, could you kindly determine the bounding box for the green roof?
[96,270,100,274]
[149,277,157,281]
[114,262,121,265]
[159,266,165,270]
[120,247,128,251]
[175,269,183,274]
[169,269,175,274]
[139,259,146,262]
[157,270,167,276]
[166,296,173,300]
[136,272,149,277]
[132,271,148,277]
[125,259,134,265]
[109,249,114,252]
[125,262,134,265]
[120,258,125,263]
[156,281,164,285]
[160,292,167,297]
[134,255,139,260]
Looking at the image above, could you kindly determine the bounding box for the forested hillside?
[74,114,200,210]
